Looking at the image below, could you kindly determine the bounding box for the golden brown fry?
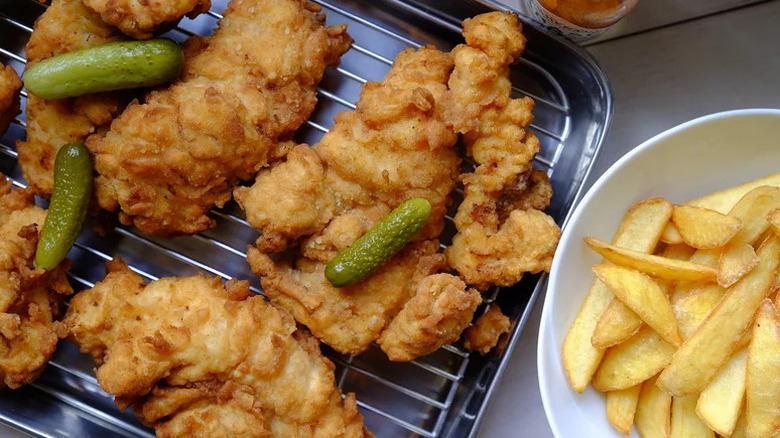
[660,222,684,245]
[670,395,713,438]
[672,204,742,249]
[672,283,725,341]
[718,241,759,287]
[688,172,780,214]
[17,0,126,197]
[0,174,72,389]
[606,385,641,435]
[0,65,21,135]
[592,326,675,392]
[635,374,672,438]
[563,198,672,393]
[697,347,748,436]
[463,304,511,354]
[60,260,370,437]
[377,274,481,361]
[746,299,780,438]
[82,0,211,39]
[91,0,352,236]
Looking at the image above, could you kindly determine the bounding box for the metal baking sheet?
[0,0,612,436]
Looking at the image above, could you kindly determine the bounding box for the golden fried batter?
[377,274,480,362]
[463,305,510,354]
[239,46,476,359]
[60,259,370,437]
[444,12,561,290]
[0,65,21,135]
[90,0,352,236]
[17,0,127,198]
[0,174,72,389]
[82,0,212,39]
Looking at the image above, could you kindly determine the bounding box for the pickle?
[24,39,184,99]
[36,143,93,270]
[325,198,432,287]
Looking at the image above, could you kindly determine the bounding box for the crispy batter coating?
[0,65,21,136]
[60,259,371,437]
[463,305,511,355]
[239,46,472,358]
[16,0,127,198]
[0,174,72,389]
[443,12,561,290]
[89,0,352,236]
[82,0,212,39]
[377,274,480,362]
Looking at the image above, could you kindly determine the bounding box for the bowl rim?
[537,107,780,437]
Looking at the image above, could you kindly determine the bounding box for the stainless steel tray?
[0,0,612,436]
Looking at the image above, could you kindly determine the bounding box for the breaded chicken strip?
[239,47,480,358]
[0,174,72,388]
[59,259,371,437]
[17,0,126,198]
[90,0,352,235]
[444,12,561,290]
[82,0,212,39]
[463,304,511,354]
[0,65,21,135]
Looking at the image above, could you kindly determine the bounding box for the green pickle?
[36,142,93,270]
[24,39,184,99]
[325,198,432,287]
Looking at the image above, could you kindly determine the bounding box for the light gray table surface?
[478,0,780,437]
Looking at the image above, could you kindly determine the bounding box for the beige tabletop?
[479,0,780,436]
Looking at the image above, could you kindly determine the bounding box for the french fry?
[661,243,697,261]
[592,264,681,346]
[718,241,759,287]
[731,409,748,438]
[661,223,684,245]
[687,171,780,214]
[768,208,780,238]
[727,186,780,244]
[672,283,726,341]
[746,300,780,438]
[607,385,642,435]
[584,237,717,281]
[592,326,676,392]
[657,235,780,396]
[670,395,713,438]
[672,205,742,249]
[563,198,672,392]
[635,374,671,438]
[668,249,721,304]
[696,347,748,436]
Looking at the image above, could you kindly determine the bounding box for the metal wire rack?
[0,0,612,437]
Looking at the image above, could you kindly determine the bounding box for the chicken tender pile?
[82,0,212,39]
[89,0,352,236]
[17,0,126,197]
[0,174,72,389]
[238,46,481,359]
[60,259,371,437]
[0,65,21,135]
[444,12,561,290]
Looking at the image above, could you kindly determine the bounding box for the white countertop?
[479,0,780,436]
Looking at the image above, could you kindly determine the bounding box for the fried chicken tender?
[463,304,511,354]
[0,174,72,389]
[82,0,212,39]
[89,0,352,236]
[239,47,478,359]
[16,0,127,198]
[443,12,561,290]
[60,259,371,437]
[377,274,480,362]
[0,65,21,135]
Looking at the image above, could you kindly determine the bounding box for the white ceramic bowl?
[538,109,780,437]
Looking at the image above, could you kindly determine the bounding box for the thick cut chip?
[584,237,717,281]
[592,327,676,392]
[661,223,684,245]
[672,205,742,249]
[635,375,672,438]
[662,243,697,261]
[592,264,681,346]
[607,385,642,435]
[732,410,748,438]
[719,242,760,287]
[688,172,780,214]
[672,283,726,341]
[746,299,780,438]
[768,208,780,238]
[657,235,780,396]
[727,186,780,245]
[671,395,714,438]
[563,198,672,392]
[697,347,748,436]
